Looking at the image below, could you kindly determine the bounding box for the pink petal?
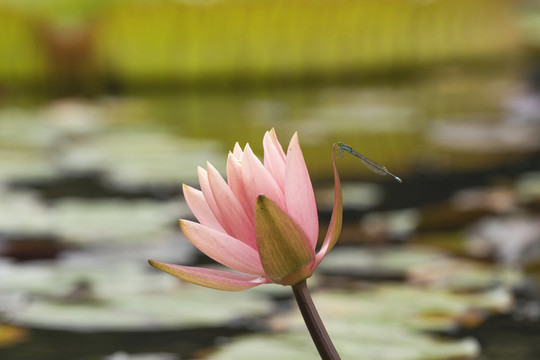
[207,162,256,248]
[284,132,319,248]
[314,143,343,268]
[198,167,224,225]
[263,128,286,190]
[148,261,267,291]
[232,142,243,158]
[180,219,265,275]
[241,143,286,213]
[227,152,251,218]
[183,184,224,232]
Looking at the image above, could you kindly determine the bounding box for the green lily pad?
[0,194,190,244]
[280,285,513,333]
[104,351,179,360]
[0,189,52,234]
[318,246,447,276]
[316,182,382,211]
[0,151,58,182]
[11,289,270,331]
[51,198,188,244]
[0,107,72,151]
[319,246,524,290]
[208,332,479,360]
[214,283,509,359]
[3,260,272,331]
[516,171,540,203]
[408,258,524,290]
[63,130,224,187]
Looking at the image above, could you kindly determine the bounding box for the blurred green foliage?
[0,0,520,91]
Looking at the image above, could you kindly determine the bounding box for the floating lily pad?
[465,215,540,267]
[0,189,52,234]
[10,289,269,332]
[279,285,513,333]
[221,283,511,359]
[0,109,58,150]
[317,181,383,211]
[0,151,58,183]
[74,131,224,187]
[361,208,421,241]
[0,192,190,245]
[428,120,540,153]
[408,257,524,290]
[208,332,479,360]
[516,171,540,204]
[3,260,271,331]
[104,351,179,360]
[51,198,188,244]
[318,246,447,278]
[319,244,524,290]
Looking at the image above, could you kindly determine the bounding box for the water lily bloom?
[149,129,342,291]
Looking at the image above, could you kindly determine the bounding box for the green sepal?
[255,195,315,284]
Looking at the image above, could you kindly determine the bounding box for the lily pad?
[0,194,190,245]
[408,257,524,290]
[51,198,188,244]
[318,246,447,277]
[104,351,179,360]
[0,109,58,150]
[0,151,58,183]
[316,182,382,211]
[2,260,272,331]
[77,131,224,187]
[10,289,270,332]
[280,285,513,333]
[0,189,52,234]
[515,171,540,204]
[208,332,479,360]
[222,283,511,359]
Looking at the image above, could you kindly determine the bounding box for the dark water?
[0,326,250,360]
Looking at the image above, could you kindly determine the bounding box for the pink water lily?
[149,129,342,291]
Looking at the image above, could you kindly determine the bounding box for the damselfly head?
[334,142,345,158]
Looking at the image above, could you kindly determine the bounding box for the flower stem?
[292,279,341,360]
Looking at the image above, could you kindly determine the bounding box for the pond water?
[1,67,540,359]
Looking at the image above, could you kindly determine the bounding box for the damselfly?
[335,142,402,183]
